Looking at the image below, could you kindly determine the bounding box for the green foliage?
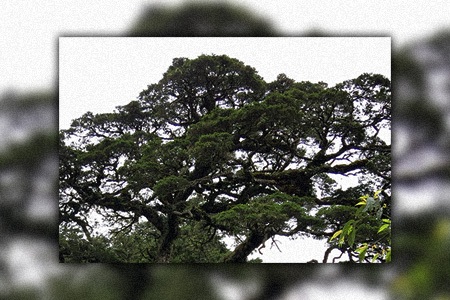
[138,54,266,131]
[328,191,391,263]
[46,267,122,300]
[170,221,231,263]
[142,267,221,300]
[59,226,120,263]
[59,54,390,262]
[213,193,309,235]
[154,175,191,203]
[393,218,450,299]
[190,132,234,169]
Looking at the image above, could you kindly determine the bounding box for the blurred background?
[1,1,450,299]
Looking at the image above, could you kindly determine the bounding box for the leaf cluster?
[328,191,391,263]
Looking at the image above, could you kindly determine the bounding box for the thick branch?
[223,231,270,262]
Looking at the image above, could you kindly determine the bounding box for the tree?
[59,54,391,263]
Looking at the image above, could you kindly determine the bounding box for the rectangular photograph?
[59,37,391,263]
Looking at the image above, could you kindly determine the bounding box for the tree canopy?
[59,54,391,263]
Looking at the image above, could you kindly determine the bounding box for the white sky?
[59,37,390,129]
[0,0,448,275]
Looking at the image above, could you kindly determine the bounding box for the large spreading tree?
[59,54,390,263]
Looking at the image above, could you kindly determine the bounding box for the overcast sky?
[59,37,390,129]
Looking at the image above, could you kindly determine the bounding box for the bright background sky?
[59,36,390,262]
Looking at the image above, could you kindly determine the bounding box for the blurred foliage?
[128,2,276,37]
[391,29,450,299]
[393,212,450,300]
[1,1,450,300]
